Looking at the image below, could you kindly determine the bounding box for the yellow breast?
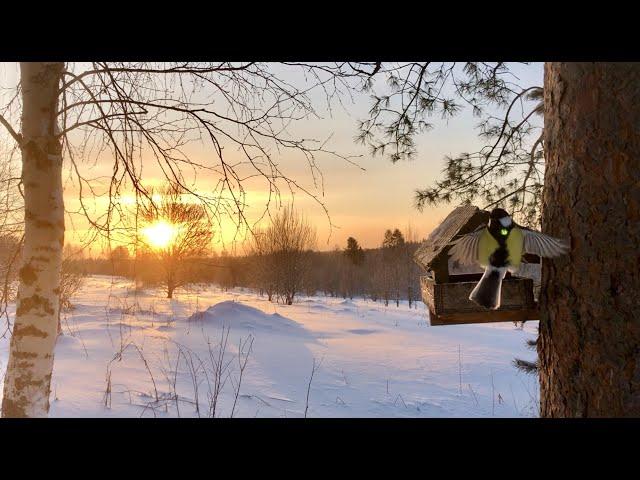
[476,226,524,268]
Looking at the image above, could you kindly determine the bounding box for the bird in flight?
[448,208,569,310]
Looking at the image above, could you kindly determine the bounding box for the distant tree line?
[63,216,424,308]
[237,226,423,307]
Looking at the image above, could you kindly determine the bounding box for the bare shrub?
[230,335,254,418]
[0,152,22,332]
[160,329,254,418]
[59,257,85,312]
[57,246,87,334]
[251,206,316,305]
[206,325,234,418]
[0,234,21,304]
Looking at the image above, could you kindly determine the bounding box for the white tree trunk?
[1,62,64,418]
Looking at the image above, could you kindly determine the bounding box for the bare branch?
[0,113,21,145]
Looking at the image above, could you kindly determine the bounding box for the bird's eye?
[500,228,508,236]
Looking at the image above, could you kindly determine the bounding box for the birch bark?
[1,62,64,418]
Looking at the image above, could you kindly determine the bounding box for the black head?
[489,208,510,220]
[488,207,513,234]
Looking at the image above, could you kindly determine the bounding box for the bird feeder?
[414,205,540,326]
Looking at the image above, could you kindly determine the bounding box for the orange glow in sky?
[141,220,179,250]
[0,62,543,255]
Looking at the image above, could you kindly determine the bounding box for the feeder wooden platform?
[415,205,540,326]
[420,274,539,325]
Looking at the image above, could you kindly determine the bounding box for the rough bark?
[1,62,64,418]
[539,62,640,417]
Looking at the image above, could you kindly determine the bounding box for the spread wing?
[522,228,569,258]
[447,227,486,266]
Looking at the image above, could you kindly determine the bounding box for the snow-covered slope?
[0,276,539,417]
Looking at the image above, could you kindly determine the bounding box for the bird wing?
[521,228,569,258]
[448,227,488,266]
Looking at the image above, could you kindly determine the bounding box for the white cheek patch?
[499,216,512,227]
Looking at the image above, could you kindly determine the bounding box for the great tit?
[448,208,569,310]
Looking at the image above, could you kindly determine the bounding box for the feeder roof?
[414,204,489,271]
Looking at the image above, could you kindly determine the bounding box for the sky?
[0,62,544,255]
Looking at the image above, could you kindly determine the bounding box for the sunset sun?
[141,220,178,249]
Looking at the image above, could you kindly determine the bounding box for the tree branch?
[0,113,21,145]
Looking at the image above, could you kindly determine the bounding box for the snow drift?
[187,301,313,338]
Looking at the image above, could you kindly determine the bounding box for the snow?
[187,301,313,338]
[0,275,540,418]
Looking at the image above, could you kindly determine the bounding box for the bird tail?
[469,266,507,310]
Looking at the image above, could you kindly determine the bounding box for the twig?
[458,344,463,395]
[230,334,254,418]
[491,369,496,416]
[304,357,322,418]
[393,394,408,409]
[467,384,479,406]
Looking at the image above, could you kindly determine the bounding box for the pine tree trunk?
[539,62,640,417]
[2,62,64,418]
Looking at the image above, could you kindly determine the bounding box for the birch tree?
[1,63,65,417]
